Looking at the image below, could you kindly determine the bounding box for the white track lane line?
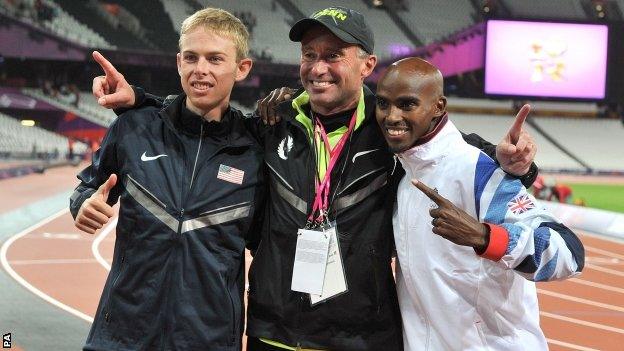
[585,263,624,277]
[585,245,624,261]
[91,217,117,272]
[569,278,624,294]
[546,338,600,351]
[0,208,94,323]
[580,231,624,244]
[537,288,624,312]
[541,311,624,334]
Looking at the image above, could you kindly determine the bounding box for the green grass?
[567,183,624,213]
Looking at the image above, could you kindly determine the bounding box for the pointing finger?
[508,104,530,143]
[92,51,120,77]
[412,179,445,205]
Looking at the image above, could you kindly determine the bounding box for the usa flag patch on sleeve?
[507,194,535,215]
[217,164,244,184]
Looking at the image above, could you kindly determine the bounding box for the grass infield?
[567,183,624,214]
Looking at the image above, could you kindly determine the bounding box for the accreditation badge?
[310,225,348,305]
[291,228,331,295]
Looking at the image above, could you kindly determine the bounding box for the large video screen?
[485,20,608,99]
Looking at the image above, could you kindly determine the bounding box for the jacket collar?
[275,84,377,134]
[397,115,462,176]
[159,93,252,147]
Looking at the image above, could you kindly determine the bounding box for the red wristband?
[479,223,509,261]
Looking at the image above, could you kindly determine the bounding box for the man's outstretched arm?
[91,51,166,112]
[461,104,538,187]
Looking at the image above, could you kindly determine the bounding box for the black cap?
[289,6,374,54]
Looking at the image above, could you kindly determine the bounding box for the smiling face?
[299,26,376,115]
[375,58,446,153]
[177,27,252,120]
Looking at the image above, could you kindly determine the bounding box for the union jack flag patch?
[217,164,244,185]
[507,194,535,215]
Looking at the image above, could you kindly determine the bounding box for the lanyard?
[308,111,357,225]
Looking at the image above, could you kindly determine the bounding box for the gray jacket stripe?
[337,167,386,197]
[70,189,81,202]
[125,176,179,232]
[127,175,167,208]
[181,205,251,233]
[267,162,294,190]
[274,180,307,214]
[200,201,251,216]
[333,173,387,211]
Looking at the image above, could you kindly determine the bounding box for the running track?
[1,166,623,350]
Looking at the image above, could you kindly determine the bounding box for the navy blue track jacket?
[69,94,264,350]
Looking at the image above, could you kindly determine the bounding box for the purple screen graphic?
[485,20,608,99]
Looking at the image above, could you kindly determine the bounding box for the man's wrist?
[476,223,509,261]
[112,85,142,116]
[502,162,538,188]
[517,163,538,188]
[474,223,489,254]
[130,85,143,107]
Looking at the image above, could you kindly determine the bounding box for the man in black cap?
[90,6,537,350]
[248,7,535,350]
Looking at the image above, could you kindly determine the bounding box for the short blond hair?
[179,8,250,60]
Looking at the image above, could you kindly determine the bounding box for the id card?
[291,228,330,295]
[310,226,348,305]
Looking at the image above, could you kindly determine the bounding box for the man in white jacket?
[375,57,585,350]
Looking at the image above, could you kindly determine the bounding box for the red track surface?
[2,168,624,350]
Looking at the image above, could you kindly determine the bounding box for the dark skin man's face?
[375,61,446,153]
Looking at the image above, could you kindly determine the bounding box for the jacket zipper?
[370,247,382,315]
[405,185,431,348]
[226,267,237,345]
[160,123,204,349]
[189,123,204,190]
[103,241,127,323]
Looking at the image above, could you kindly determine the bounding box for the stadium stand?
[104,0,179,53]
[76,91,118,126]
[160,0,196,32]
[531,117,624,172]
[0,0,621,177]
[192,0,300,63]
[0,111,87,158]
[22,88,116,127]
[530,101,598,118]
[503,0,588,20]
[395,0,476,45]
[22,87,253,126]
[447,97,599,118]
[450,113,587,172]
[51,0,154,51]
[0,0,114,48]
